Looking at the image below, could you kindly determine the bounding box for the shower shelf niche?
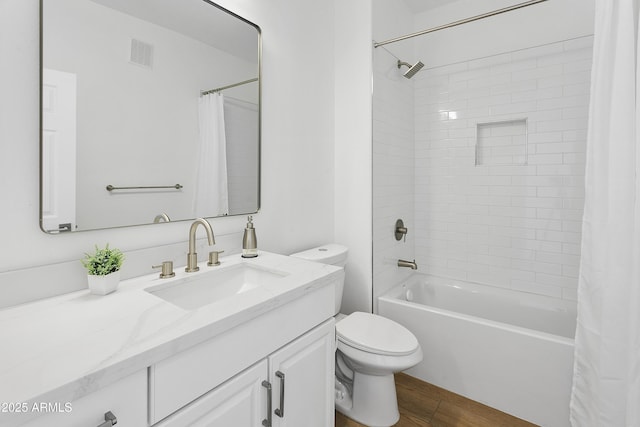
[475,118,528,166]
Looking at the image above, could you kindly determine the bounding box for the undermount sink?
[145,263,289,310]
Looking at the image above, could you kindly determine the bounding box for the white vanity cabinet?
[149,283,336,426]
[21,369,147,427]
[154,320,334,427]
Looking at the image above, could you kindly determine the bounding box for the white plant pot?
[87,270,120,295]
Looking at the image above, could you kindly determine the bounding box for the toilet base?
[335,372,399,427]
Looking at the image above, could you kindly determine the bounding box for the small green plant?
[82,244,124,276]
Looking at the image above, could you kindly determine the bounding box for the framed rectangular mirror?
[40,0,261,233]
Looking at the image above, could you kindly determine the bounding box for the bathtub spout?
[398,259,418,270]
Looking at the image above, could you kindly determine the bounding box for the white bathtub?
[378,274,576,427]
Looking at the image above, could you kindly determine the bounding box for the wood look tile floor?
[335,373,538,427]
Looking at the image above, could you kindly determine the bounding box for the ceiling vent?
[130,38,153,69]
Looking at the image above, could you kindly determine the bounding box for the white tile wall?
[372,47,416,304]
[412,37,593,301]
[476,119,528,166]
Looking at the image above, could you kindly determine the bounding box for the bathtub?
[378,274,576,427]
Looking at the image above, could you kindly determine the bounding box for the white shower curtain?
[194,92,229,217]
[570,0,640,425]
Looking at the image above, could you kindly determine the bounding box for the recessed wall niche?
[475,119,528,166]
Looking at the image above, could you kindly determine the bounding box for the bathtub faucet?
[398,259,418,270]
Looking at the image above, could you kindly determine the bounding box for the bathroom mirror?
[40,0,261,233]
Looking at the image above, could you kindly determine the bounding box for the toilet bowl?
[335,312,423,426]
[290,245,423,427]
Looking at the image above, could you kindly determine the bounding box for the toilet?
[290,244,423,427]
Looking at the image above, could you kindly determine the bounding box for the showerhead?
[397,60,424,79]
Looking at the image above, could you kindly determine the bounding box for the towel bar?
[106,184,183,192]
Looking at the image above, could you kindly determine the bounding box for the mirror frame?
[39,0,262,233]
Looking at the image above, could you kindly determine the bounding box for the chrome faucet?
[186,218,215,272]
[398,259,418,270]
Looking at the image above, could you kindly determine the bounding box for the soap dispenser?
[242,216,258,258]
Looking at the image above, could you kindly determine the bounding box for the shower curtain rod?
[201,77,258,96]
[373,0,549,48]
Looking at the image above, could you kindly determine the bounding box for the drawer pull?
[97,411,117,427]
[262,380,272,427]
[274,371,285,418]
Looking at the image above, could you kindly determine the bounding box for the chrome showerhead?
[397,60,424,79]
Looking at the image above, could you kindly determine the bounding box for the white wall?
[225,98,259,215]
[224,0,337,255]
[334,0,373,314]
[0,0,336,308]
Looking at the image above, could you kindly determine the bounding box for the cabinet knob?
[96,411,117,427]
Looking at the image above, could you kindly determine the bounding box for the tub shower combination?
[379,274,576,427]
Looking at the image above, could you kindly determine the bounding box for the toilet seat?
[336,312,419,356]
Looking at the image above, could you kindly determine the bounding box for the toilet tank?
[290,244,348,314]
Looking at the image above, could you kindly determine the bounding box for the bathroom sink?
[145,263,288,310]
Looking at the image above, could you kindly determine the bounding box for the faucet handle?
[395,219,408,242]
[152,261,175,278]
[208,250,224,266]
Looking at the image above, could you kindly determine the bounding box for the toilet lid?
[336,312,419,356]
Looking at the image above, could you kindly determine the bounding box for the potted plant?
[82,244,125,295]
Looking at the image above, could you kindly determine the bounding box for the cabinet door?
[154,359,268,427]
[21,369,147,427]
[269,319,335,427]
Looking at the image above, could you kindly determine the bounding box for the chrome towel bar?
[106,184,183,192]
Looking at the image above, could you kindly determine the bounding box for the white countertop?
[0,251,342,425]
